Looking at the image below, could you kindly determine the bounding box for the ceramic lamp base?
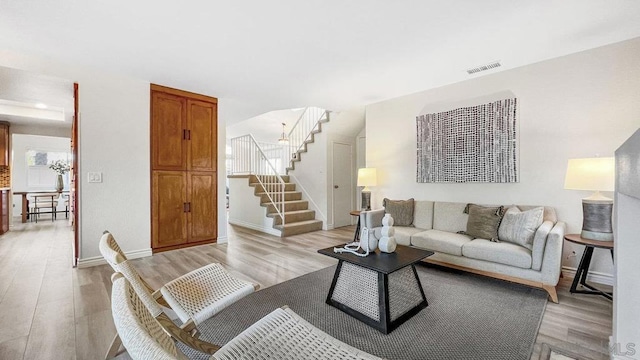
[581,199,613,241]
[361,191,371,211]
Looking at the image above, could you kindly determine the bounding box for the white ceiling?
[1,1,639,125]
[0,66,74,129]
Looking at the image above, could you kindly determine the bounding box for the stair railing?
[286,107,328,168]
[229,134,286,225]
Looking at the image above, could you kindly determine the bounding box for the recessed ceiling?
[0,66,74,129]
[1,1,639,124]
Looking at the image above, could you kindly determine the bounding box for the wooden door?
[152,171,188,248]
[187,100,217,172]
[332,142,354,228]
[187,172,217,243]
[151,91,187,171]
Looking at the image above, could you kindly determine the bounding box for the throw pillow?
[463,204,505,242]
[383,198,414,227]
[498,207,544,249]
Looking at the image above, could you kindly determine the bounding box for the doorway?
[0,66,79,266]
[332,142,353,228]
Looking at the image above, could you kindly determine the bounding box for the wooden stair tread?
[255,191,300,195]
[274,219,323,229]
[266,209,314,217]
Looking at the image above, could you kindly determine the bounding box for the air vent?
[467,61,501,75]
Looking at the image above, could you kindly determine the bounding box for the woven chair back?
[99,231,127,268]
[111,274,187,360]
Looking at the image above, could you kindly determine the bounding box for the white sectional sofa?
[360,201,566,302]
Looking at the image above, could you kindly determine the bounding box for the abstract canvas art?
[416,97,518,183]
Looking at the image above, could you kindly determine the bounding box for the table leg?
[21,194,28,223]
[353,216,361,242]
[570,246,612,300]
[325,260,344,305]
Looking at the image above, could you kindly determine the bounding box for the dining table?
[13,190,69,223]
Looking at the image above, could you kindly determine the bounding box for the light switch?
[88,172,102,183]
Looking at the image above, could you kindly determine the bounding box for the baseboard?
[562,266,614,286]
[228,219,282,237]
[77,248,152,268]
[217,236,228,244]
[324,223,334,231]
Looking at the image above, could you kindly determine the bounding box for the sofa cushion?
[411,230,473,256]
[432,202,468,233]
[462,239,532,269]
[413,201,434,230]
[383,198,415,226]
[373,226,423,246]
[498,207,544,250]
[464,204,504,242]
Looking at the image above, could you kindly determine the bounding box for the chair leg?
[104,333,124,359]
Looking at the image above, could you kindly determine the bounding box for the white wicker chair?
[99,231,257,359]
[111,273,383,360]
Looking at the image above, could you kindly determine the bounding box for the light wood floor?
[0,220,613,360]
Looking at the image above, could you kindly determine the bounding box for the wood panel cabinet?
[0,189,9,235]
[151,85,218,252]
[0,122,9,167]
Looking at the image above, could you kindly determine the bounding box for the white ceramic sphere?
[382,214,394,227]
[378,236,397,253]
[381,226,395,237]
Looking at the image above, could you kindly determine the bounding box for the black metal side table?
[564,234,613,300]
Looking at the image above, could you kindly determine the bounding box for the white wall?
[287,108,364,229]
[613,129,640,360]
[11,134,70,216]
[0,49,228,262]
[365,37,640,278]
[227,176,279,236]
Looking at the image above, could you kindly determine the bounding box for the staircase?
[228,107,329,237]
[285,107,329,173]
[248,175,323,236]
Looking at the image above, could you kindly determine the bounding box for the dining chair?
[30,194,57,223]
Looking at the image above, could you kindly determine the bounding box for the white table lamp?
[564,157,615,241]
[357,168,377,211]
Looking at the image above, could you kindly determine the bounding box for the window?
[26,149,72,189]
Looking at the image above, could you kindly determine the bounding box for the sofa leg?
[542,285,559,304]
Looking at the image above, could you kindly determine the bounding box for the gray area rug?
[179,264,547,360]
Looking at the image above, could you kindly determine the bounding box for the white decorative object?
[382,213,394,227]
[379,214,397,253]
[333,227,376,257]
[361,227,378,253]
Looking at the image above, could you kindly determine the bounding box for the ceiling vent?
[467,61,501,75]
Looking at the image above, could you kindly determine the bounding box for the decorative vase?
[379,214,397,253]
[379,236,397,253]
[55,174,64,192]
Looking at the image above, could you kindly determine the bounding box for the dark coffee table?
[318,244,433,334]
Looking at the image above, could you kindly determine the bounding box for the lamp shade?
[357,168,377,187]
[564,157,614,192]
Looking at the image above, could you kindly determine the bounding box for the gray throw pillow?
[383,198,414,226]
[464,204,504,242]
[498,207,544,250]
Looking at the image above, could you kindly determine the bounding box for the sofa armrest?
[540,221,566,286]
[531,221,553,271]
[360,209,385,230]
